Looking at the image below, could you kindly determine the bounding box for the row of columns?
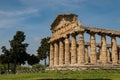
[49,32,120,67]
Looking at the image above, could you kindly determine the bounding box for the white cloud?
[19,0,87,11]
[0,8,39,17]
[34,37,41,42]
[0,8,40,28]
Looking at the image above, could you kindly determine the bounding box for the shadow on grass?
[37,78,111,80]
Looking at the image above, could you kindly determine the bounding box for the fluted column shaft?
[111,36,118,64]
[65,36,70,65]
[54,42,59,66]
[59,40,64,66]
[50,43,54,67]
[71,34,77,65]
[119,50,120,63]
[100,34,107,64]
[90,33,97,64]
[85,46,88,64]
[107,48,111,63]
[78,32,85,65]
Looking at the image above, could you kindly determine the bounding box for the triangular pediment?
[51,14,78,32]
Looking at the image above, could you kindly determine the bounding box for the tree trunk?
[13,59,17,74]
[44,58,46,66]
[8,62,10,73]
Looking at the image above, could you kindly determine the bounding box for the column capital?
[71,33,77,37]
[111,35,117,39]
[97,32,106,36]
[90,31,96,35]
[78,28,85,33]
[107,34,117,37]
[85,45,88,48]
[64,34,69,39]
[87,30,96,35]
[59,37,65,41]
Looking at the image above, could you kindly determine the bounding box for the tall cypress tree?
[9,31,29,73]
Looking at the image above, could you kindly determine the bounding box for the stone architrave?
[49,14,120,69]
[111,36,118,64]
[100,34,107,64]
[71,34,77,65]
[85,46,89,64]
[65,35,70,65]
[59,39,64,66]
[90,32,97,64]
[50,43,54,67]
[107,48,111,63]
[54,42,59,66]
[78,31,85,65]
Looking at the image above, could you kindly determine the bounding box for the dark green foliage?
[16,65,30,71]
[37,37,50,65]
[9,31,29,73]
[27,55,39,65]
[0,55,9,74]
[0,46,11,73]
[0,65,6,74]
[32,64,45,70]
[0,54,8,64]
[10,31,29,65]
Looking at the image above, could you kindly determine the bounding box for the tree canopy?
[37,37,50,65]
[27,54,39,65]
[0,31,50,74]
[9,31,29,73]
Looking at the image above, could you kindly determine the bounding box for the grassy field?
[0,70,120,80]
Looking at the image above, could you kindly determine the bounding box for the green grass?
[0,70,120,80]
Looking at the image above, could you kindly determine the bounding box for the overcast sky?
[0,0,120,54]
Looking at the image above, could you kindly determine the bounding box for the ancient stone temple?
[48,14,120,70]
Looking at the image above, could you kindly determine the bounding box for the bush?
[0,65,6,74]
[16,65,31,71]
[32,64,45,69]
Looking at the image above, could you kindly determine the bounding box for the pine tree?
[37,37,50,66]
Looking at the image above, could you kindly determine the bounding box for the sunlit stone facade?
[49,14,120,70]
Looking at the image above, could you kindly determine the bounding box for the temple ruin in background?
[48,14,120,70]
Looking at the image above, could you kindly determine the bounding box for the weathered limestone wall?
[49,14,120,69]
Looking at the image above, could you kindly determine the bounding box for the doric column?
[78,32,85,65]
[107,48,111,63]
[71,33,77,65]
[119,49,120,63]
[100,34,107,64]
[65,35,70,65]
[85,46,89,64]
[54,42,59,66]
[49,43,54,67]
[59,39,64,66]
[97,47,101,59]
[111,36,118,64]
[90,32,97,64]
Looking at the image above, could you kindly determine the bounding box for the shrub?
[16,65,31,71]
[32,64,45,69]
[0,65,6,74]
